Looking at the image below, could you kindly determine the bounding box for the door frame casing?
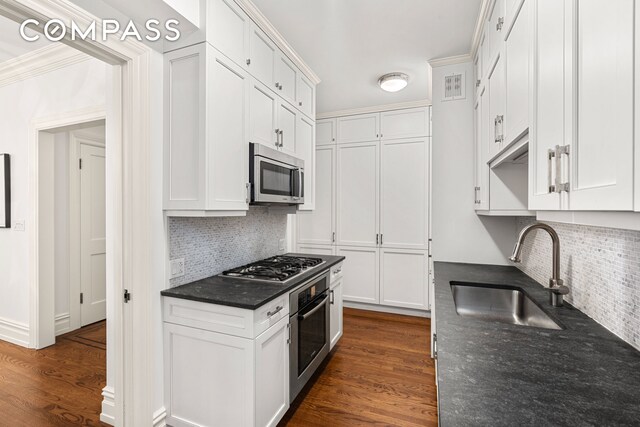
[1,0,156,425]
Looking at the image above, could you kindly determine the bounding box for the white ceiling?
[0,15,51,63]
[252,0,481,114]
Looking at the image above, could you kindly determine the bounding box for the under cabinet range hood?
[249,143,305,206]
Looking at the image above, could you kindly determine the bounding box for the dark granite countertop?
[161,254,345,310]
[434,262,640,427]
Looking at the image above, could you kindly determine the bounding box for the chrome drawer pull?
[267,305,283,317]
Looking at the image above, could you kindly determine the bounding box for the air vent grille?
[443,72,466,101]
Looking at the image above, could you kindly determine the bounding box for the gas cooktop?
[221,255,324,282]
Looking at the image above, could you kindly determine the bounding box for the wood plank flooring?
[0,321,107,426]
[279,308,438,427]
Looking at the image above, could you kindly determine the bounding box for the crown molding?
[470,0,492,59]
[316,99,431,120]
[0,44,89,88]
[428,53,473,68]
[236,0,321,85]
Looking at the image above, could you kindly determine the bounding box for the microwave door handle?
[297,169,304,198]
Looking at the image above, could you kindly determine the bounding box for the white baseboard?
[0,316,30,347]
[100,386,116,426]
[344,301,431,318]
[55,313,71,336]
[153,406,167,427]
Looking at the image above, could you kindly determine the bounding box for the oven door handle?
[297,294,328,320]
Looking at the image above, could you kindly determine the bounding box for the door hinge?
[80,293,83,304]
[123,289,131,303]
[79,158,82,169]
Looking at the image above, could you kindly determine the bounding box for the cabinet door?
[380,249,429,310]
[207,0,250,69]
[255,317,289,427]
[529,0,565,210]
[297,146,334,245]
[337,141,379,247]
[504,0,529,145]
[474,87,490,210]
[296,74,315,118]
[275,54,297,105]
[487,55,505,158]
[481,27,491,78]
[164,323,254,427]
[569,0,634,210]
[249,78,278,149]
[164,44,206,210]
[337,113,380,143]
[329,278,343,350]
[474,51,482,99]
[296,243,335,256]
[488,0,506,62]
[296,114,315,210]
[207,46,250,211]
[277,100,297,155]
[249,23,276,87]
[380,138,429,249]
[380,107,430,140]
[316,119,336,145]
[337,246,379,304]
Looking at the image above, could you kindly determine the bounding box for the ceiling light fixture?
[378,72,409,92]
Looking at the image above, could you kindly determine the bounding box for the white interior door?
[80,143,106,326]
[380,138,429,249]
[336,141,379,247]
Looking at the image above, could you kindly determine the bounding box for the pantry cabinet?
[297,146,335,244]
[380,249,429,310]
[380,108,430,140]
[336,141,379,247]
[337,113,380,143]
[337,246,379,304]
[529,0,634,211]
[164,43,250,214]
[316,119,336,145]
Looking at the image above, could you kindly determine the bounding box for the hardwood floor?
[0,321,107,426]
[279,308,438,427]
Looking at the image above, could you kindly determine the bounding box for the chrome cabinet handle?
[275,82,280,89]
[380,234,383,245]
[330,289,335,305]
[274,128,280,147]
[299,101,303,107]
[246,58,251,66]
[332,232,336,243]
[267,305,283,317]
[376,234,379,244]
[279,130,284,147]
[245,183,251,204]
[297,295,328,320]
[547,149,556,193]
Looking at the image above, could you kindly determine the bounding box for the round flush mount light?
[378,72,409,92]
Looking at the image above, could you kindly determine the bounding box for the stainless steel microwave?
[249,143,304,205]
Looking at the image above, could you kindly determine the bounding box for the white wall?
[431,61,515,265]
[0,58,107,336]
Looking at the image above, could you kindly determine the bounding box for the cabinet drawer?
[163,297,254,338]
[330,262,344,284]
[254,296,289,337]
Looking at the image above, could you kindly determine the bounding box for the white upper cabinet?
[297,145,335,244]
[380,108,430,140]
[164,43,249,213]
[275,54,297,105]
[249,78,279,150]
[316,119,336,145]
[248,23,276,88]
[380,138,429,249]
[569,0,634,210]
[296,114,315,210]
[329,276,344,350]
[336,141,379,246]
[380,249,429,310]
[207,0,250,69]
[487,54,505,158]
[504,0,529,145]
[481,26,492,78]
[474,86,490,211]
[337,113,380,143]
[276,99,297,155]
[487,0,506,63]
[296,74,315,118]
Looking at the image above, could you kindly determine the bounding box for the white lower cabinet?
[380,249,429,310]
[164,297,290,427]
[329,262,344,350]
[337,246,379,304]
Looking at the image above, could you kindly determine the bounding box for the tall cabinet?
[298,106,432,312]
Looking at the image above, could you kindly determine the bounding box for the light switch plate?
[170,258,185,279]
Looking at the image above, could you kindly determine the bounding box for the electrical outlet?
[279,239,286,252]
[170,258,185,279]
[13,220,25,231]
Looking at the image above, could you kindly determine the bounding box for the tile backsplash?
[515,217,640,351]
[168,207,288,287]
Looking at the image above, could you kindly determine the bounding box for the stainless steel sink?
[450,282,563,330]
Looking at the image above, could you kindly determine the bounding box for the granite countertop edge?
[161,254,345,310]
[434,261,640,427]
